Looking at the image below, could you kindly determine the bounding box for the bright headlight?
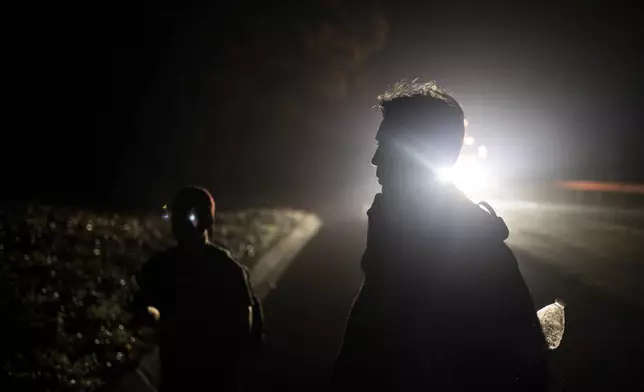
[436,160,493,195]
[436,167,455,184]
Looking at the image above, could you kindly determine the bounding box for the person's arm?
[243,266,264,351]
[129,254,162,326]
[496,244,550,390]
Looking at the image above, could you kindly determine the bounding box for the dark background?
[5,0,643,211]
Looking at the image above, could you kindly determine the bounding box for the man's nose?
[371,146,381,167]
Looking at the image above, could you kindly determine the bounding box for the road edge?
[250,213,322,299]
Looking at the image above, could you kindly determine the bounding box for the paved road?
[249,200,644,391]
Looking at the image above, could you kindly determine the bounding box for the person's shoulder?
[205,242,248,273]
[205,243,253,295]
[142,247,173,269]
[434,197,520,276]
[135,247,177,289]
[156,246,179,260]
[206,241,235,260]
[444,194,510,243]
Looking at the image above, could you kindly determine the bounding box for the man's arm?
[128,254,163,325]
[495,243,550,390]
[243,266,264,351]
[209,247,259,350]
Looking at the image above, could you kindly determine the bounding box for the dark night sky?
[5,0,643,210]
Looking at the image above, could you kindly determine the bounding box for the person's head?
[169,186,215,245]
[372,80,465,193]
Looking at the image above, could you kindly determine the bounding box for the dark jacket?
[134,243,261,392]
[332,187,548,391]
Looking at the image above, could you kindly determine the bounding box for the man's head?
[170,186,215,245]
[372,80,465,193]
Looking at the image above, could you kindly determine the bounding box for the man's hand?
[147,306,161,322]
[129,275,160,326]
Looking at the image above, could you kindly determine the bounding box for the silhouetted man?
[331,81,548,391]
[133,186,262,392]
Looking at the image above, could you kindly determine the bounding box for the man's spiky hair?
[376,79,462,112]
[374,79,465,167]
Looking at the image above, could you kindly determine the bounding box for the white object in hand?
[537,298,566,350]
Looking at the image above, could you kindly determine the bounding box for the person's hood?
[371,185,509,239]
[362,186,509,277]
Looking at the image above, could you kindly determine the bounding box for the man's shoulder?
[205,243,248,274]
[141,248,172,269]
[205,241,235,260]
[204,243,253,298]
[442,199,519,270]
[441,197,510,243]
[142,247,180,272]
[155,246,179,260]
[135,248,176,291]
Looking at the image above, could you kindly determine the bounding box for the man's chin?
[377,178,402,191]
